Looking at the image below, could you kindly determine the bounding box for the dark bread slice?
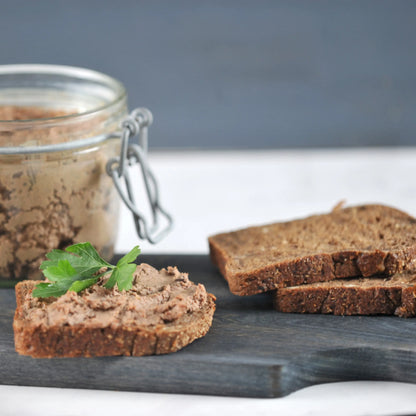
[209,204,416,296]
[273,272,416,317]
[14,264,216,358]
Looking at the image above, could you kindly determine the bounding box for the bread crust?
[14,280,216,358]
[209,205,416,296]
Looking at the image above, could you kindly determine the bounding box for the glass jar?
[0,65,127,280]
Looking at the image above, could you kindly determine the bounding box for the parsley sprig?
[32,242,141,298]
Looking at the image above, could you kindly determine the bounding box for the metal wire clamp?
[106,108,173,244]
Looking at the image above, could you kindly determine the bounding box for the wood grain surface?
[1,254,416,398]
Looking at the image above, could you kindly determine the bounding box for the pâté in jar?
[0,65,172,280]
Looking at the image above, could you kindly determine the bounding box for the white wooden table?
[3,148,416,416]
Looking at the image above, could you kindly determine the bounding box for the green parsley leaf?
[32,282,68,298]
[33,243,141,298]
[40,242,111,277]
[34,258,98,298]
[104,246,141,290]
[104,263,137,291]
[68,277,100,293]
[116,246,141,267]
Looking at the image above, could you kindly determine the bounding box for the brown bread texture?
[14,264,216,358]
[273,272,416,317]
[209,204,416,296]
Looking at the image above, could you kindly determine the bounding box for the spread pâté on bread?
[209,204,416,296]
[273,272,416,317]
[14,264,216,358]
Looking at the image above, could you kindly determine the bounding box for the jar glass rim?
[0,64,127,124]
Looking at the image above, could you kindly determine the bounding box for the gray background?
[1,0,415,149]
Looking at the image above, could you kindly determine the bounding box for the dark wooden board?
[1,254,416,398]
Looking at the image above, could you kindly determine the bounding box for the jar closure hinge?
[106,108,173,244]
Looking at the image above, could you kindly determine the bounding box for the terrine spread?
[0,106,120,279]
[19,264,209,327]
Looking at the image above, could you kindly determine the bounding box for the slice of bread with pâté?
[14,263,216,358]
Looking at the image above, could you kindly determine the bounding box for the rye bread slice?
[14,264,216,358]
[273,272,416,317]
[209,204,416,296]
